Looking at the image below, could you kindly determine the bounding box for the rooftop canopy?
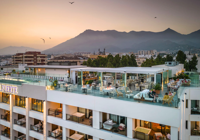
[71,67,168,74]
[26,65,87,69]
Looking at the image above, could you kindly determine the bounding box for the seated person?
[168,91,173,96]
[182,78,187,83]
[163,93,169,100]
[149,89,156,102]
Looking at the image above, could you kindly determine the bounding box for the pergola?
[71,67,169,85]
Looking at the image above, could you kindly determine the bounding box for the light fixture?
[185,93,187,95]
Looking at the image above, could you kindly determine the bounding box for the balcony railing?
[66,114,92,127]
[191,129,200,136]
[14,118,26,127]
[48,108,62,118]
[1,130,10,138]
[48,130,62,139]
[30,124,43,134]
[1,114,10,121]
[14,135,26,140]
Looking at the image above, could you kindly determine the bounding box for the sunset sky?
[0,0,200,50]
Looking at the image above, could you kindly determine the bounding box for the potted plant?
[88,80,93,86]
[53,80,59,89]
[154,83,161,94]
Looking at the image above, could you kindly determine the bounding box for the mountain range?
[42,28,200,54]
[0,46,41,55]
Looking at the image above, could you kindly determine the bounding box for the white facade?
[0,66,198,140]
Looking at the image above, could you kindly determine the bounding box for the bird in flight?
[69,2,74,4]
[155,17,157,18]
[41,38,45,43]
[49,37,51,39]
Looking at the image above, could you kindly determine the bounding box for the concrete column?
[137,119,140,127]
[171,127,178,140]
[124,72,127,87]
[10,95,14,140]
[43,101,47,140]
[107,113,109,120]
[62,104,66,120]
[127,117,133,138]
[132,119,135,138]
[26,98,31,140]
[81,71,83,85]
[100,72,103,87]
[93,110,100,129]
[154,73,156,84]
[62,127,67,140]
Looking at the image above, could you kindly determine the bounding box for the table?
[126,94,134,98]
[72,112,85,122]
[157,97,163,103]
[70,134,84,140]
[81,87,87,93]
[103,88,115,95]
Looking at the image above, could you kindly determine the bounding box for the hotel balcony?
[191,100,200,115]
[31,99,43,113]
[48,102,62,118]
[1,111,10,122]
[66,130,93,140]
[65,105,93,127]
[30,118,44,134]
[1,127,10,139]
[100,112,127,137]
[15,95,26,108]
[48,124,62,140]
[14,132,26,140]
[14,114,26,128]
[2,93,10,104]
[191,121,200,136]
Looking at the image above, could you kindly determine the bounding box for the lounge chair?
[182,81,191,86]
[162,92,176,105]
[115,89,123,98]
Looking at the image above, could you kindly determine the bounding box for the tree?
[166,55,173,61]
[82,61,87,65]
[87,58,92,66]
[176,50,186,64]
[130,54,137,67]
[184,61,190,71]
[189,55,198,71]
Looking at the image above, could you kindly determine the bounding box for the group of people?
[148,89,174,103]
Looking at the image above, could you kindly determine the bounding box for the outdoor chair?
[116,89,123,98]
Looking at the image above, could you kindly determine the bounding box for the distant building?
[48,55,88,65]
[12,51,47,65]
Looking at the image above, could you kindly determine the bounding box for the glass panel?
[32,99,43,112]
[156,74,162,84]
[15,95,26,108]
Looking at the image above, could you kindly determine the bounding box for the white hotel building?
[0,64,199,140]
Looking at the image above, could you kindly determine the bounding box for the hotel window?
[2,93,10,104]
[186,120,188,129]
[15,95,26,108]
[186,99,188,108]
[32,99,44,112]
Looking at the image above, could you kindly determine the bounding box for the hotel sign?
[0,84,18,94]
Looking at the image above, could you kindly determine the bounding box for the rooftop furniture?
[125,87,134,98]
[134,126,151,140]
[163,92,176,106]
[70,133,84,140]
[118,123,126,131]
[103,120,116,130]
[115,89,123,98]
[182,80,191,86]
[134,89,153,102]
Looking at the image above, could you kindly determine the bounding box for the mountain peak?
[163,28,176,33]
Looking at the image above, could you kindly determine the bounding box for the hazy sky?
[0,0,200,50]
